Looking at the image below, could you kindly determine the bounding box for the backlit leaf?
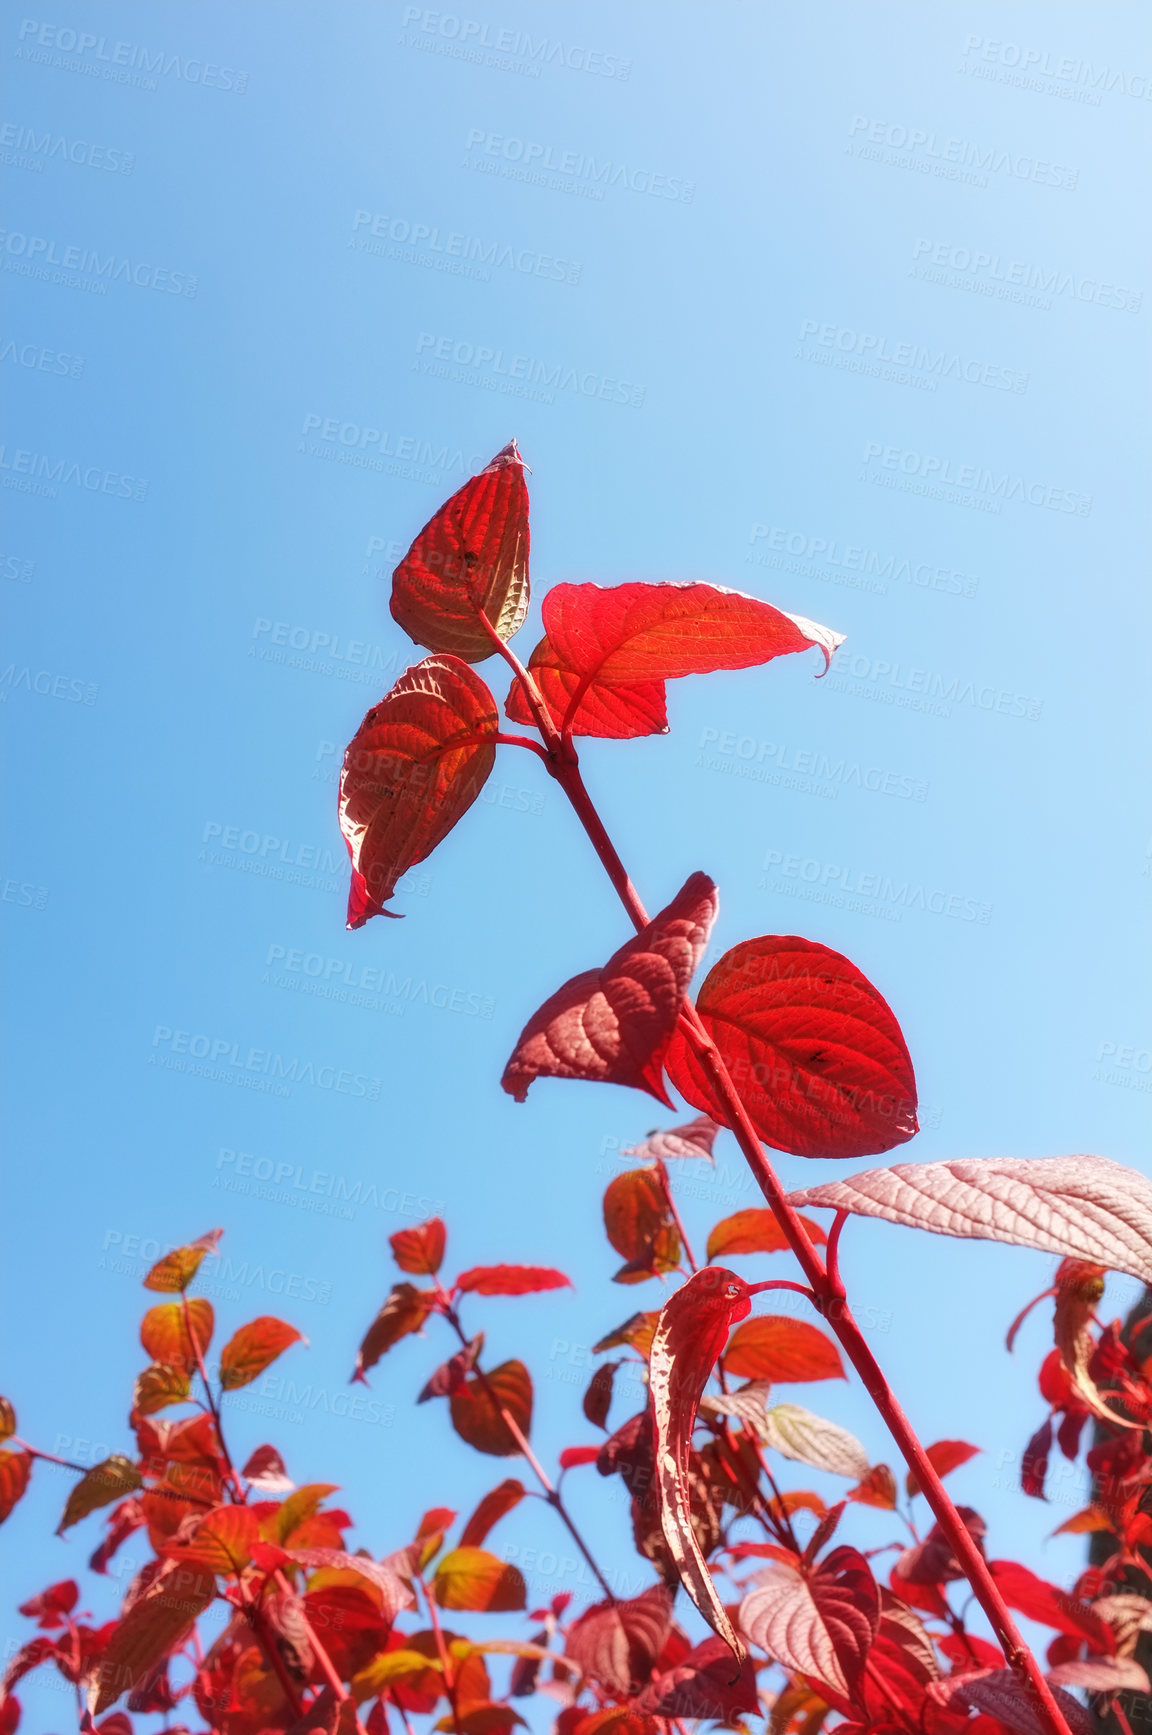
[699,1380,772,1435]
[242,1444,294,1493]
[0,1450,33,1523]
[1048,1658,1150,1692]
[450,1360,533,1457]
[455,1265,572,1297]
[622,1115,722,1164]
[724,1317,844,1383]
[18,1580,79,1626]
[391,1218,447,1275]
[666,937,917,1159]
[950,1670,1094,1735]
[564,1584,673,1695]
[391,442,529,663]
[906,1439,981,1498]
[706,1208,827,1260]
[849,1464,898,1509]
[502,873,717,1106]
[164,1504,261,1574]
[789,1155,1152,1283]
[639,1635,759,1720]
[340,656,499,927]
[355,1284,433,1379]
[593,1312,660,1356]
[289,1549,413,1621]
[133,1363,192,1416]
[0,1397,14,1442]
[559,1446,602,1469]
[438,1706,527,1735]
[58,1457,142,1533]
[506,580,842,739]
[142,1230,223,1293]
[740,1546,879,1697]
[759,1405,869,1479]
[583,1362,621,1431]
[459,1480,525,1548]
[603,1170,680,1279]
[91,1566,215,1712]
[140,1299,214,1371]
[219,1317,304,1390]
[432,1547,526,1611]
[649,1267,755,1665]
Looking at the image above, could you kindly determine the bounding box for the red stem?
[537,752,1073,1735]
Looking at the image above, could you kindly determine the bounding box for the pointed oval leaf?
[455,1265,572,1297]
[502,873,717,1106]
[760,1405,870,1479]
[139,1299,214,1371]
[391,442,529,663]
[699,1379,773,1435]
[593,1311,660,1356]
[290,1548,413,1621]
[623,1115,722,1164]
[91,1567,216,1712]
[725,1317,844,1383]
[740,1546,879,1697]
[559,1446,602,1469]
[507,581,842,739]
[219,1317,304,1391]
[789,1155,1152,1284]
[450,1360,533,1457]
[583,1362,621,1431]
[0,1450,33,1523]
[707,1208,828,1261]
[340,656,499,928]
[905,1439,981,1499]
[133,1363,192,1416]
[459,1480,526,1548]
[432,1547,526,1612]
[603,1169,679,1277]
[58,1457,143,1533]
[142,1230,223,1293]
[649,1267,755,1665]
[564,1584,673,1696]
[391,1218,447,1276]
[666,936,917,1158]
[355,1284,433,1379]
[1048,1657,1151,1693]
[849,1465,898,1509]
[164,1504,261,1574]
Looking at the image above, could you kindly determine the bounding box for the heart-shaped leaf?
[432,1547,526,1612]
[391,1218,447,1275]
[391,442,529,663]
[502,873,717,1106]
[340,655,499,927]
[739,1546,879,1697]
[665,936,917,1158]
[602,1170,680,1281]
[788,1156,1152,1284]
[450,1360,533,1457]
[564,1585,673,1696]
[506,581,842,739]
[649,1267,755,1665]
[140,1299,214,1370]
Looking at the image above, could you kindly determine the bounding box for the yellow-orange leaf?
[433,1547,527,1612]
[140,1299,214,1371]
[142,1230,222,1293]
[219,1317,304,1391]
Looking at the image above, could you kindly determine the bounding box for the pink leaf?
[502,874,717,1106]
[622,1116,722,1164]
[739,1546,880,1698]
[947,1671,1094,1735]
[1048,1658,1150,1693]
[788,1156,1152,1285]
[649,1267,756,1665]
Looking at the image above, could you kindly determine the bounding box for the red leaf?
[502,873,717,1105]
[391,1218,447,1276]
[432,1547,526,1612]
[583,1362,621,1430]
[449,1360,533,1456]
[724,1316,844,1382]
[390,442,529,663]
[559,1446,601,1469]
[219,1317,304,1391]
[0,1450,32,1523]
[91,1566,216,1712]
[162,1504,261,1574]
[506,581,842,738]
[339,656,499,927]
[739,1545,880,1697]
[459,1479,526,1547]
[989,1560,1113,1650]
[649,1267,756,1664]
[706,1207,827,1260]
[666,936,917,1158]
[242,1445,294,1493]
[455,1265,572,1297]
[623,1115,722,1163]
[139,1299,214,1370]
[640,1636,760,1719]
[18,1581,79,1627]
[603,1170,680,1278]
[355,1284,433,1379]
[906,1440,982,1499]
[1,1637,57,1698]
[564,1584,673,1695]
[142,1230,223,1293]
[789,1155,1152,1281]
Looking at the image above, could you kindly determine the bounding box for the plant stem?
[541,752,1074,1735]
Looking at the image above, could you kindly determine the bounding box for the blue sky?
[2,2,1150,1726]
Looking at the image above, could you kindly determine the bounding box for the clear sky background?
[2,3,1150,1728]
